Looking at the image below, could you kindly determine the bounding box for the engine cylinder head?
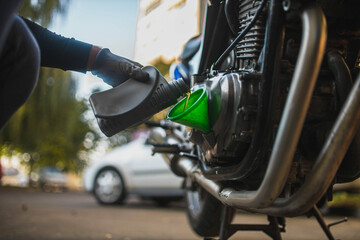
[236,0,266,70]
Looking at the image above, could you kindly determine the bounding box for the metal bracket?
[205,205,286,240]
[204,204,350,240]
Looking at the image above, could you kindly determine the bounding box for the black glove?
[91,48,149,87]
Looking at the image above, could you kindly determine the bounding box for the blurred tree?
[18,0,69,27]
[150,56,173,81]
[0,0,99,176]
[0,69,99,174]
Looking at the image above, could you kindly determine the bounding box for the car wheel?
[185,177,234,237]
[93,167,126,205]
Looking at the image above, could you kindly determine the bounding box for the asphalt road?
[0,187,360,240]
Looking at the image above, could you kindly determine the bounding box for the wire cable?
[212,0,266,70]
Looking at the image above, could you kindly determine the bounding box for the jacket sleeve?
[22,17,92,73]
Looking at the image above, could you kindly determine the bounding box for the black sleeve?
[22,17,92,73]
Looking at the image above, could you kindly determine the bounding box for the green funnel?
[166,88,210,133]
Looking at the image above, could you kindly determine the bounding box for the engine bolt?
[282,0,291,12]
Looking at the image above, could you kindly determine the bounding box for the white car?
[83,134,184,205]
[38,166,67,191]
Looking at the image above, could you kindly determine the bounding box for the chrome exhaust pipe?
[257,71,360,216]
[177,4,335,215]
[221,3,327,208]
[180,72,360,216]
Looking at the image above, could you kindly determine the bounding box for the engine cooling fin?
[236,0,266,70]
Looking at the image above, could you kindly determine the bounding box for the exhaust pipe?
[179,71,360,216]
[176,3,344,216]
[257,71,360,216]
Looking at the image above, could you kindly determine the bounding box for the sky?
[49,0,140,98]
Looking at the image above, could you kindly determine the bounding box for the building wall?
[134,0,206,64]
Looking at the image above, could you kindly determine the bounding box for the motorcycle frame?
[198,0,285,181]
[174,1,360,217]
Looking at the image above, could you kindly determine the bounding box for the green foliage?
[18,0,69,27]
[0,69,99,173]
[150,57,173,81]
[0,0,98,174]
[329,191,360,208]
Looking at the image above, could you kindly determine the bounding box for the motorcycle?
[149,0,360,239]
[91,0,360,239]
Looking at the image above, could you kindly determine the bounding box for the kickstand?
[211,205,286,240]
[311,205,348,240]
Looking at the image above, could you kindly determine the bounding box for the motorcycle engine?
[189,72,259,165]
[189,0,265,165]
[189,0,340,169]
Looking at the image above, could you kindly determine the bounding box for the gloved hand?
[91,48,149,87]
